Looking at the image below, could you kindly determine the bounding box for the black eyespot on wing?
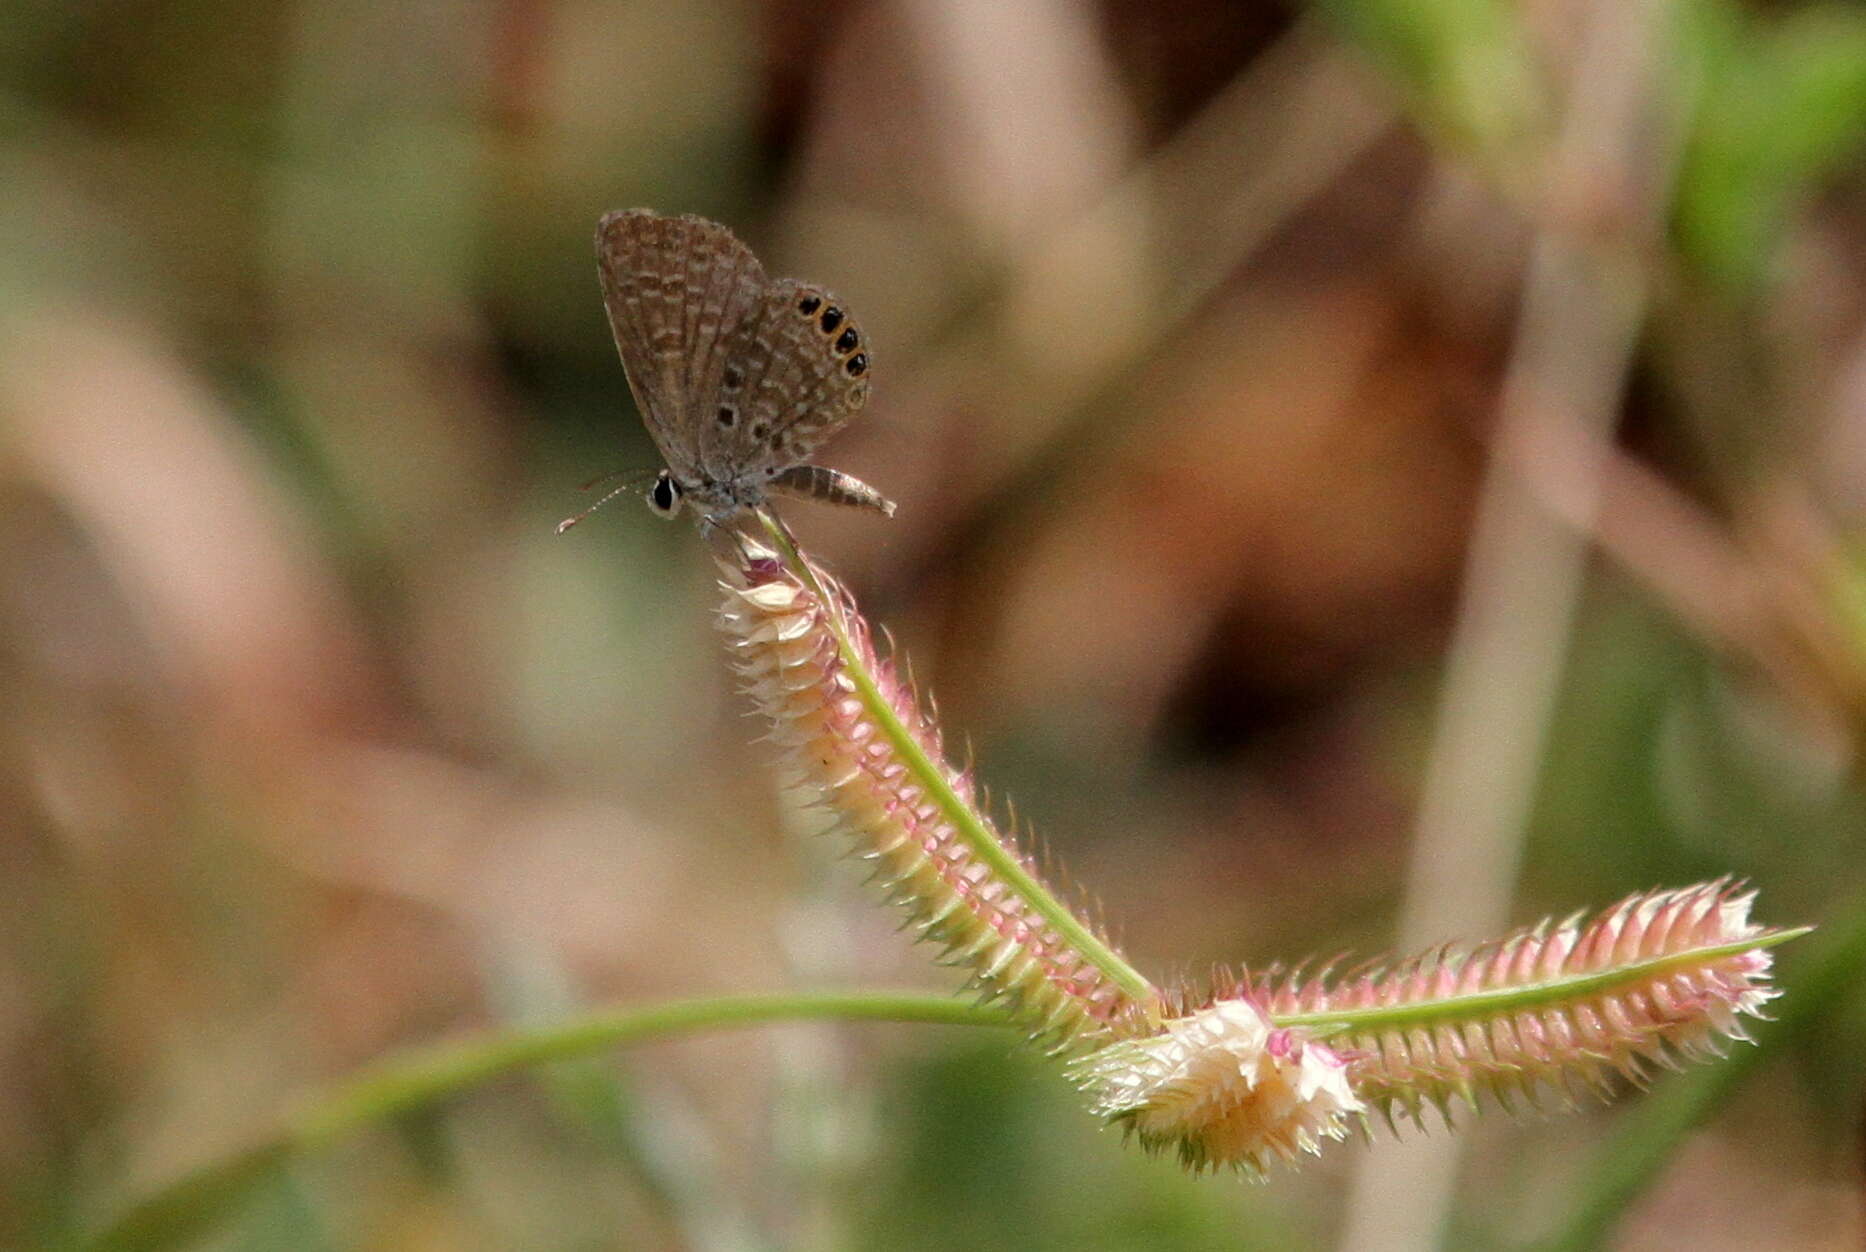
[750,422,768,439]
[835,326,859,354]
[818,306,843,334]
[722,364,743,390]
[797,294,821,316]
[716,405,736,427]
[845,353,867,377]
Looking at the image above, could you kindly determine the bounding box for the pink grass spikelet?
[1251,879,1795,1126]
[707,514,1805,1178]
[713,522,1152,1047]
[1067,881,1795,1173]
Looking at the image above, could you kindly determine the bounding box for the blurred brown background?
[4,0,1866,1248]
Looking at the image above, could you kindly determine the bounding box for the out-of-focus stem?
[1339,0,1682,1246]
[85,992,1010,1252]
[883,17,1396,596]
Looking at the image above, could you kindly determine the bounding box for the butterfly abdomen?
[769,465,897,516]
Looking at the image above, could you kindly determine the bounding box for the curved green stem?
[85,990,1011,1252]
[1276,926,1810,1037]
[753,509,1158,1006]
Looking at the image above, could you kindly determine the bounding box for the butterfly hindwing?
[716,277,872,485]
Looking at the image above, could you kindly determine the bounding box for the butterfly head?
[647,470,684,520]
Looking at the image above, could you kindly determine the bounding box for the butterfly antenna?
[579,466,657,492]
[556,481,639,534]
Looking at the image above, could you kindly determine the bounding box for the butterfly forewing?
[595,210,767,479]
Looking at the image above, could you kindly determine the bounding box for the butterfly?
[577,208,896,531]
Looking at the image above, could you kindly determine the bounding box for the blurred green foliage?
[1676,2,1866,291]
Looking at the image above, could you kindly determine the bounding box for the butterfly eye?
[647,472,682,518]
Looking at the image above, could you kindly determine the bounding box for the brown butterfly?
[584,209,895,529]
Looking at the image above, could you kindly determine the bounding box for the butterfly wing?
[595,210,768,480]
[714,277,872,485]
